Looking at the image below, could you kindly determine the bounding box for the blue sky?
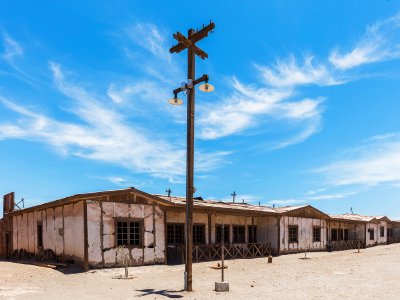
[1,1,400,218]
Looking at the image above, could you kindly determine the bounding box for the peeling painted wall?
[366,223,380,247]
[280,216,327,253]
[87,200,165,268]
[11,202,84,264]
[377,221,387,244]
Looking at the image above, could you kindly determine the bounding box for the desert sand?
[1,243,400,300]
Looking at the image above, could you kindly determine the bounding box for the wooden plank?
[83,200,89,271]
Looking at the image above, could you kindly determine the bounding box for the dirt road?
[1,243,400,299]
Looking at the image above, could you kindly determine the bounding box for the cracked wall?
[87,200,165,268]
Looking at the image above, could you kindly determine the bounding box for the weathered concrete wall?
[366,223,379,247]
[377,221,387,244]
[280,217,327,253]
[87,201,165,268]
[11,202,85,264]
[257,216,279,254]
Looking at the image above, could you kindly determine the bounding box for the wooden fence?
[329,240,364,251]
[387,236,400,244]
[193,242,271,262]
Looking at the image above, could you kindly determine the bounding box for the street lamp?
[169,21,215,292]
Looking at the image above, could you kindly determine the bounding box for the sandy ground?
[1,244,400,300]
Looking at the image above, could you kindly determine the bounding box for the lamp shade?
[199,83,215,92]
[168,97,183,105]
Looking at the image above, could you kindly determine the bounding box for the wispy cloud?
[256,55,340,87]
[1,33,23,62]
[329,13,400,69]
[0,63,228,181]
[314,133,400,186]
[198,72,325,148]
[268,199,307,206]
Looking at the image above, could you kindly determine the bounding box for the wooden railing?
[193,242,271,262]
[329,240,364,251]
[387,236,400,244]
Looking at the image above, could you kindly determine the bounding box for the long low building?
[1,188,399,269]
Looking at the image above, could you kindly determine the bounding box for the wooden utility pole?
[169,21,215,292]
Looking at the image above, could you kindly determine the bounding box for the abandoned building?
[1,188,400,269]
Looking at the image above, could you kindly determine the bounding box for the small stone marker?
[268,255,273,263]
[215,281,229,292]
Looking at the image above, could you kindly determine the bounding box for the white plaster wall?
[10,201,85,263]
[93,201,166,268]
[87,201,102,266]
[280,217,327,253]
[366,223,379,246]
[54,207,64,255]
[45,208,56,253]
[378,221,387,244]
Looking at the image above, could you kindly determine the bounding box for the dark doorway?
[37,223,43,248]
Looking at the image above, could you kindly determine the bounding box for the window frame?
[369,228,375,240]
[114,218,144,248]
[232,225,245,243]
[331,228,338,241]
[344,228,349,241]
[167,223,185,245]
[193,224,206,245]
[313,227,321,242]
[248,225,257,243]
[216,224,230,244]
[380,226,385,237]
[288,225,299,243]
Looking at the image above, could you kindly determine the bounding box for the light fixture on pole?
[168,93,183,106]
[168,21,215,292]
[199,80,215,93]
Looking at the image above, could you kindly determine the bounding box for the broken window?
[167,223,184,245]
[331,228,338,241]
[288,225,298,243]
[369,229,375,240]
[248,225,257,243]
[380,226,385,237]
[216,225,230,244]
[193,224,205,244]
[313,227,321,242]
[37,223,43,248]
[232,225,245,243]
[116,220,142,246]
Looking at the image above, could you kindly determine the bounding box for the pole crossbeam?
[169,22,214,292]
[170,22,215,54]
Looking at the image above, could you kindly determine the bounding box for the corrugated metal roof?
[155,195,277,214]
[329,213,379,223]
[272,205,308,214]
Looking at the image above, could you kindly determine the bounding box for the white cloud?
[1,33,23,62]
[268,199,307,206]
[198,75,324,147]
[329,13,400,69]
[0,63,228,181]
[315,133,400,186]
[256,56,340,87]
